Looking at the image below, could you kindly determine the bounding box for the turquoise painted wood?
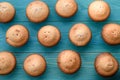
[0,0,120,80]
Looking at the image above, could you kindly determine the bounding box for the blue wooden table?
[0,0,120,80]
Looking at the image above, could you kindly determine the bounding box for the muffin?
[26,1,49,23]
[102,23,120,45]
[6,25,29,47]
[57,50,81,74]
[69,23,92,46]
[94,52,119,77]
[88,0,110,21]
[38,25,61,47]
[0,2,15,23]
[24,54,46,76]
[0,51,16,75]
[55,0,78,18]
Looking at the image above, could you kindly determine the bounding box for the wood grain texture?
[0,0,120,80]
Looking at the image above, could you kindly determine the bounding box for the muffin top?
[6,25,29,47]
[102,23,120,45]
[69,23,92,46]
[0,51,16,75]
[24,54,46,76]
[38,25,61,47]
[26,1,49,23]
[0,2,15,23]
[95,52,119,77]
[88,0,110,21]
[57,50,81,74]
[55,0,78,18]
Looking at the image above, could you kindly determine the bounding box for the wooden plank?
[0,52,119,80]
[1,0,120,22]
[1,22,120,53]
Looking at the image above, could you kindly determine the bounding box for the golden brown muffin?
[0,51,16,75]
[38,25,61,47]
[24,54,46,76]
[57,50,81,74]
[69,23,92,46]
[0,2,15,23]
[26,1,49,23]
[55,0,78,18]
[6,25,29,47]
[94,52,119,77]
[102,23,120,45]
[88,0,110,21]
